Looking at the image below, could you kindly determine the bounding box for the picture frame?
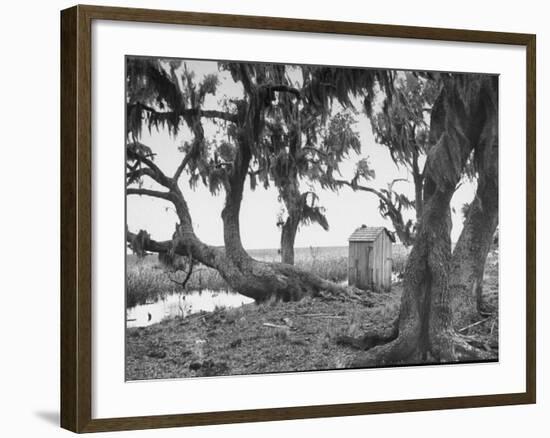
[60,4,536,433]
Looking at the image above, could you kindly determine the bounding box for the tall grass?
[296,247,348,283]
[126,255,228,308]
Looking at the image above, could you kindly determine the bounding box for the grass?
[126,255,229,308]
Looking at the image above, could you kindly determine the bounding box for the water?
[126,290,254,328]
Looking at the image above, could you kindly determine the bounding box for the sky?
[126,59,476,250]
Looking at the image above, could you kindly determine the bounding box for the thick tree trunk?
[449,140,498,328]
[347,77,498,367]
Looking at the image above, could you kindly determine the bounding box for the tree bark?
[449,133,499,328]
[280,217,299,265]
[279,176,301,265]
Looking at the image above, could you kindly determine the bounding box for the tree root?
[347,330,495,368]
[337,322,398,350]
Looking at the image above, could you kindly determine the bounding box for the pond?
[126,290,254,328]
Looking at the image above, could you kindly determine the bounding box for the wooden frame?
[60,4,536,433]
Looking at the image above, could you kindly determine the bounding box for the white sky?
[127,60,476,249]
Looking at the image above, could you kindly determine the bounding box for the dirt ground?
[126,254,499,380]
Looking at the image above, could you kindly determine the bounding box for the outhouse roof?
[348,225,395,243]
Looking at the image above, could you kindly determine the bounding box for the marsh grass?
[126,255,229,308]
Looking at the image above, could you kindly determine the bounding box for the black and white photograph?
[125,56,499,380]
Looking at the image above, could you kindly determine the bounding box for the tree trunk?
[280,216,299,265]
[347,76,498,367]
[449,137,498,328]
[279,176,301,265]
[349,179,491,366]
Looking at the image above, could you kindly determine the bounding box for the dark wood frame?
[60,4,536,433]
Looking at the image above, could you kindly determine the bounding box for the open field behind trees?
[126,246,498,379]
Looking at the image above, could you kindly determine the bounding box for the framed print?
[60,4,536,433]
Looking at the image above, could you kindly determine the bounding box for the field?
[126,246,498,380]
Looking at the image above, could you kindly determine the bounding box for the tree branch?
[126,188,173,202]
[127,146,173,189]
[131,102,238,124]
[126,167,163,187]
[335,179,388,203]
[267,84,302,100]
[388,178,409,191]
[173,151,194,183]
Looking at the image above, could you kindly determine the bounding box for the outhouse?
[348,225,394,291]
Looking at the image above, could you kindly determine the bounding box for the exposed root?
[349,334,421,368]
[348,330,495,369]
[337,321,398,350]
[441,333,495,362]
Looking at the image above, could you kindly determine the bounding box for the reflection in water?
[126,290,254,328]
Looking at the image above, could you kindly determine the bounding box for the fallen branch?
[263,323,288,329]
[299,313,345,319]
[458,317,492,333]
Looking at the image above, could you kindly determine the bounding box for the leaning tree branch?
[173,150,195,183]
[268,84,302,100]
[126,167,165,187]
[131,102,238,124]
[335,179,390,204]
[126,229,170,254]
[126,188,173,202]
[126,147,173,189]
[388,178,409,191]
